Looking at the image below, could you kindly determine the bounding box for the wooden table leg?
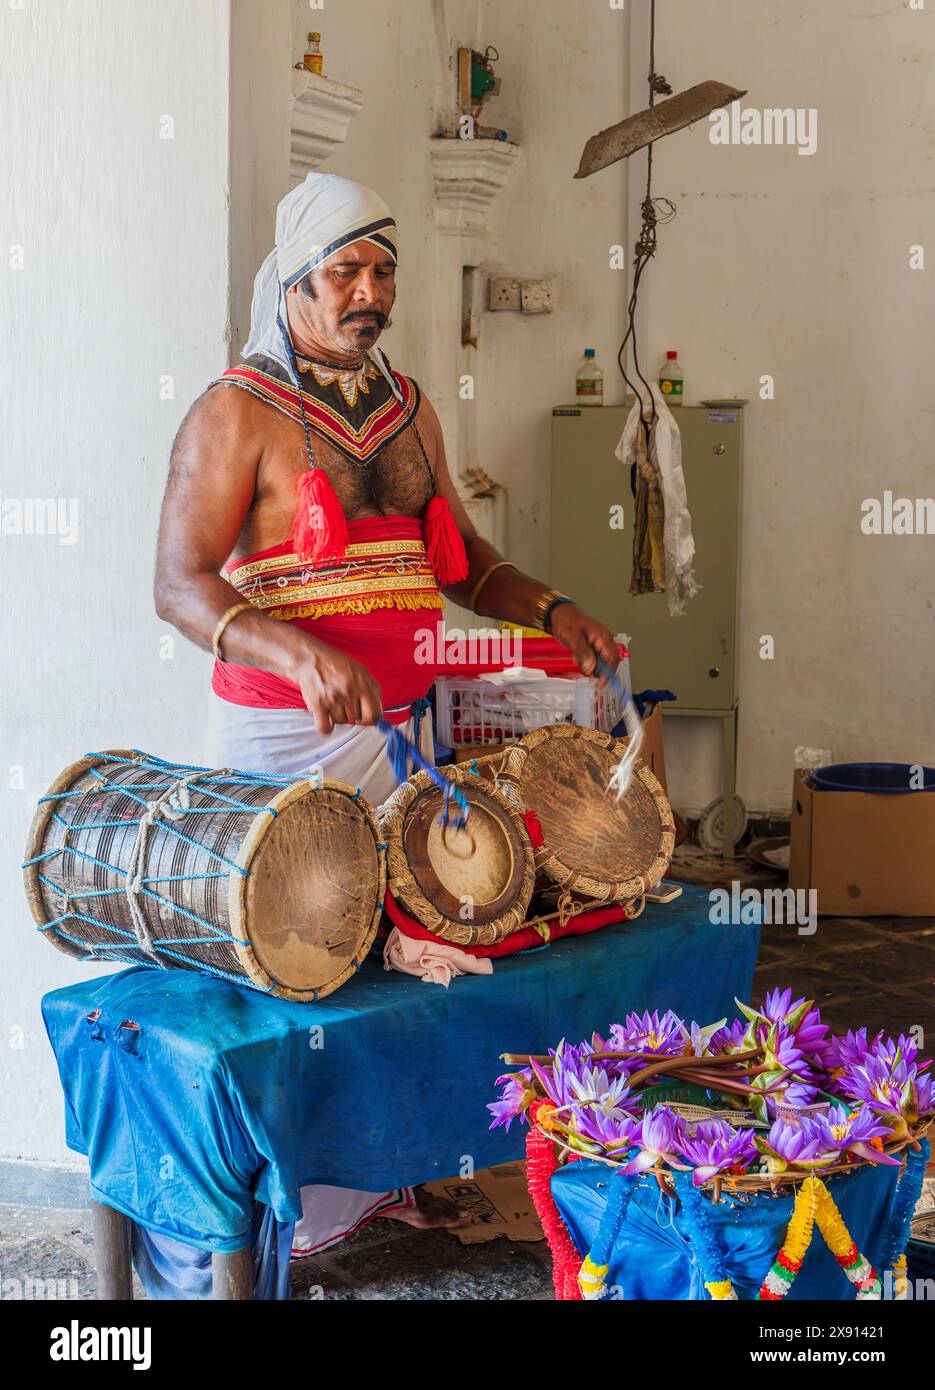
[90,1198,133,1300]
[212,1245,253,1300]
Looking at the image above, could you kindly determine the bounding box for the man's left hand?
[548,603,619,680]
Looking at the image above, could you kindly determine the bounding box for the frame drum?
[379,767,535,946]
[493,724,675,903]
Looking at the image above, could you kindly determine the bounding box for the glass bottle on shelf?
[303,32,323,76]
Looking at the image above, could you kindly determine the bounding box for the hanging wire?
[617,0,677,446]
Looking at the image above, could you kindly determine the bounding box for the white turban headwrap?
[243,172,399,394]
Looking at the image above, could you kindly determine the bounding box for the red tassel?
[291,467,349,563]
[423,496,469,588]
[521,809,545,849]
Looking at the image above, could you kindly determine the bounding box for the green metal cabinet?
[550,403,742,708]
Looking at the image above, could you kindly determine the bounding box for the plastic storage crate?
[434,657,630,748]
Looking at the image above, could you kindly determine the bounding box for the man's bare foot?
[385,1186,473,1231]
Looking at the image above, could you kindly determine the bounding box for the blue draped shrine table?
[41,882,760,1297]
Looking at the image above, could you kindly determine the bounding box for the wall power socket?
[488,276,555,313]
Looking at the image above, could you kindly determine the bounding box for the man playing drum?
[153,172,617,1294]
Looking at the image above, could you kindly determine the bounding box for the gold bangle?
[532,587,572,632]
[470,559,518,612]
[212,602,252,661]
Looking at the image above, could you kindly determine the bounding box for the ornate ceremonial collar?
[294,354,381,410]
[216,352,420,465]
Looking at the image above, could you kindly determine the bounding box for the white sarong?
[209,692,434,1257]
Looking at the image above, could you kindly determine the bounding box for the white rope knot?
[123,769,233,962]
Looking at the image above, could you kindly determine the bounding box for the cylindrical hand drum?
[23,749,386,1001]
[493,725,675,904]
[379,767,535,946]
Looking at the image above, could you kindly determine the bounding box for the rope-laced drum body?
[379,767,534,947]
[489,725,675,906]
[23,750,386,1001]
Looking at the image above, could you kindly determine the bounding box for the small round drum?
[23,749,386,1002]
[379,768,534,946]
[494,725,675,903]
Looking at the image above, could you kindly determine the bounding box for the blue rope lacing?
[24,752,295,981]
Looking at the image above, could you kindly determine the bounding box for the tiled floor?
[3,843,932,1301]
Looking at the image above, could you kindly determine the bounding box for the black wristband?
[544,595,574,635]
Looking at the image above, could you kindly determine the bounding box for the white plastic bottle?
[659,350,684,407]
[575,348,603,407]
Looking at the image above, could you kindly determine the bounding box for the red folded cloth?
[381,888,635,960]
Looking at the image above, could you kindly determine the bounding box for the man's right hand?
[291,642,383,734]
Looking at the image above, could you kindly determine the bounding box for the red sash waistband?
[224,516,442,625]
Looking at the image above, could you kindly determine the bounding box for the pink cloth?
[382,926,494,987]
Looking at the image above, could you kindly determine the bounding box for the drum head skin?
[511,725,675,902]
[235,781,385,998]
[380,771,534,946]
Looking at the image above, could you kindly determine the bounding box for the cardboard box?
[638,702,667,794]
[788,768,935,916]
[423,1162,542,1245]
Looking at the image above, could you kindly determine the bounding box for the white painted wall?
[230,0,294,359]
[288,0,630,573]
[628,0,935,814]
[0,0,232,1163]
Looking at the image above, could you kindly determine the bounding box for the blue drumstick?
[378,718,470,828]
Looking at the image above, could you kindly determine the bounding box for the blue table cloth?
[41,883,759,1253]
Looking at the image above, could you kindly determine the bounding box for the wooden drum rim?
[23,748,141,959]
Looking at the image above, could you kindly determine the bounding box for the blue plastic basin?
[809,762,935,794]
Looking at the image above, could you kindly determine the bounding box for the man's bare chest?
[255,410,435,525]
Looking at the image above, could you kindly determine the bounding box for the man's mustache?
[341,308,388,327]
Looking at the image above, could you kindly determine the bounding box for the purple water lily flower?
[841,1053,911,1117]
[755,1115,834,1173]
[875,1033,926,1071]
[676,1118,757,1186]
[842,1053,935,1131]
[619,1105,687,1176]
[764,1078,820,1114]
[608,1009,686,1057]
[739,1021,808,1083]
[812,1104,901,1166]
[526,1041,593,1110]
[487,1068,536,1132]
[569,1102,641,1154]
[679,1018,728,1058]
[710,1017,748,1055]
[913,1070,934,1117]
[738,992,827,1063]
[529,1041,640,1124]
[794,1006,831,1065]
[824,1027,878,1073]
[761,987,804,1026]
